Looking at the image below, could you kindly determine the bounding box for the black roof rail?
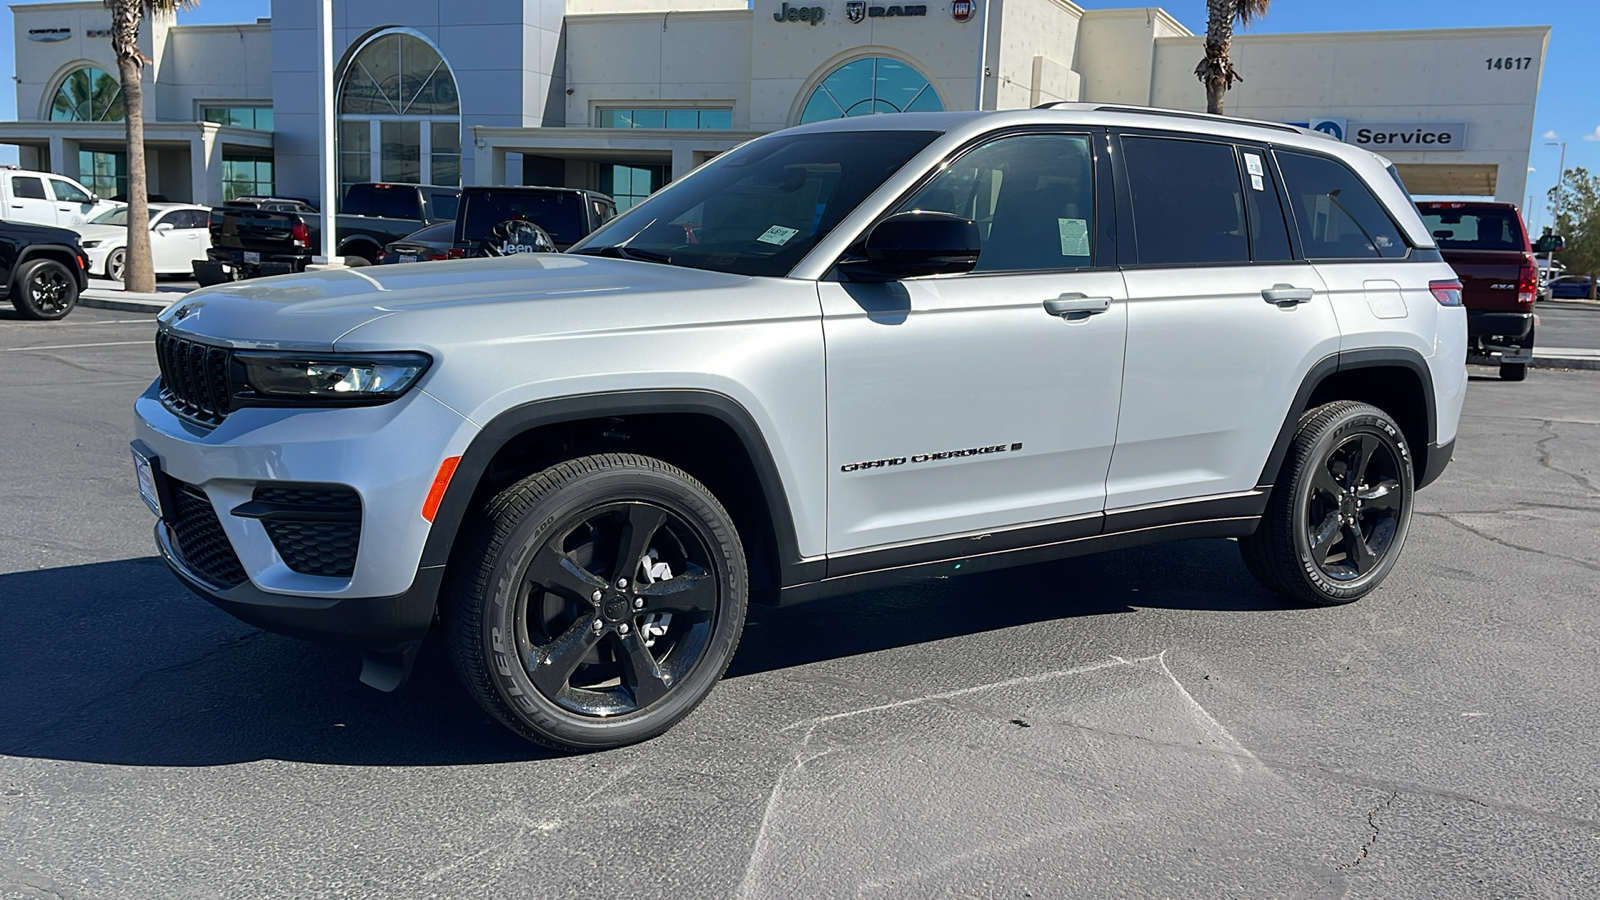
[1034,102,1303,135]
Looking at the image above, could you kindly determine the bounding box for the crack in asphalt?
[1339,791,1398,871]
[1535,420,1600,496]
[1418,512,1600,573]
[9,629,266,755]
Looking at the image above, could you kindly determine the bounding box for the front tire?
[1240,401,1414,606]
[10,258,79,320]
[106,247,126,282]
[446,453,747,751]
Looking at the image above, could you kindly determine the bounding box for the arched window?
[798,57,942,124]
[337,30,460,197]
[50,66,124,122]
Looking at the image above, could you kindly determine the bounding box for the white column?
[48,134,68,175]
[190,131,225,206]
[670,144,696,182]
[318,0,336,260]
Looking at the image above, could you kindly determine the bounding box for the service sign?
[1349,122,1466,151]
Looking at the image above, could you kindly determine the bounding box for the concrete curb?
[79,291,173,314]
[1531,348,1600,371]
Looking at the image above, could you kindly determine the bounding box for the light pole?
[1544,140,1566,277]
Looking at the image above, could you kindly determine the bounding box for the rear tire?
[1240,401,1414,606]
[446,453,747,751]
[9,258,78,320]
[1499,361,1527,381]
[105,248,127,282]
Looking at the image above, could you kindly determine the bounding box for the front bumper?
[134,379,478,652]
[82,243,115,277]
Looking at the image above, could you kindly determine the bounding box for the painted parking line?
[1,340,151,352]
[0,319,156,327]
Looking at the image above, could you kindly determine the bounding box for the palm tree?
[107,0,196,293]
[1194,0,1271,115]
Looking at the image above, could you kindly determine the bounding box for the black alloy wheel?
[1302,432,1404,581]
[10,258,79,320]
[1240,401,1415,606]
[448,453,747,751]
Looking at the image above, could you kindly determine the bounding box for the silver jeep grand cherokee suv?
[132,105,1466,750]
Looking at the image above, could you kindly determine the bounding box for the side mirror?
[837,211,981,283]
[154,222,175,233]
[1533,233,1565,254]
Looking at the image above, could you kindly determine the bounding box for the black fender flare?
[15,244,88,291]
[415,388,812,587]
[1256,347,1438,491]
[337,236,382,262]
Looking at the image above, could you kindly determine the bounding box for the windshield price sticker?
[758,225,800,245]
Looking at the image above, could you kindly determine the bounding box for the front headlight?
[81,240,102,248]
[233,351,432,404]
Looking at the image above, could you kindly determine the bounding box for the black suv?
[0,221,88,320]
[455,186,617,252]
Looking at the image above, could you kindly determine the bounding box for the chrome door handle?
[1043,293,1113,320]
[1262,284,1315,306]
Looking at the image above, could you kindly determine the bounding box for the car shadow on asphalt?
[0,540,1301,768]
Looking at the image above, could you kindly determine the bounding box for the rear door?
[8,176,57,226]
[1107,132,1340,512]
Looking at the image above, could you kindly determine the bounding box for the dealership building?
[3,0,1549,209]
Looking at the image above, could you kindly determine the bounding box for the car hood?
[75,224,129,244]
[157,254,756,350]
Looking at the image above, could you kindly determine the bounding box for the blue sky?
[2,0,1592,226]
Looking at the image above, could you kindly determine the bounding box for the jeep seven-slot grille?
[253,485,362,578]
[166,481,247,588]
[155,333,232,426]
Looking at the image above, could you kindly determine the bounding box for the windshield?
[1421,207,1527,251]
[461,190,585,246]
[89,207,156,226]
[571,129,940,277]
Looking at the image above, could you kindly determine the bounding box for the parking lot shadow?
[0,540,1295,767]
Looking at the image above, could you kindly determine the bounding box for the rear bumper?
[1466,310,1533,341]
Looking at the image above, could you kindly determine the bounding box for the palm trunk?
[1198,0,1237,115]
[118,53,155,293]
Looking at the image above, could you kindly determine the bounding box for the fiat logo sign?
[950,0,976,22]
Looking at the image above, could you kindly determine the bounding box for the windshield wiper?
[574,244,673,265]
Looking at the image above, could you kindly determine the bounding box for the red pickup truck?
[1417,201,1557,381]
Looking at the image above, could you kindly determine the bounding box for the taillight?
[446,247,468,259]
[1429,279,1463,307]
[425,251,448,261]
[1517,255,1537,305]
[290,221,310,249]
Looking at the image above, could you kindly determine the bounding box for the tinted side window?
[1275,151,1408,259]
[1239,149,1293,262]
[171,209,207,229]
[343,184,420,219]
[50,179,92,203]
[1122,137,1249,266]
[11,176,47,200]
[899,133,1096,273]
[427,190,459,221]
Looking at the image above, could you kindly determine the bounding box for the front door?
[7,175,56,226]
[1106,133,1341,512]
[821,132,1127,559]
[47,177,96,229]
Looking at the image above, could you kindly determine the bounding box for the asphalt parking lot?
[2,306,1597,899]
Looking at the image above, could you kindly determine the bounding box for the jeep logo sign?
[774,2,825,24]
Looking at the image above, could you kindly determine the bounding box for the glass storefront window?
[600,164,669,211]
[223,156,274,202]
[337,30,461,196]
[799,57,943,124]
[596,108,733,130]
[77,150,126,199]
[50,67,124,122]
[202,106,274,131]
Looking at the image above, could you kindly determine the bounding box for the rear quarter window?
[1275,150,1409,260]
